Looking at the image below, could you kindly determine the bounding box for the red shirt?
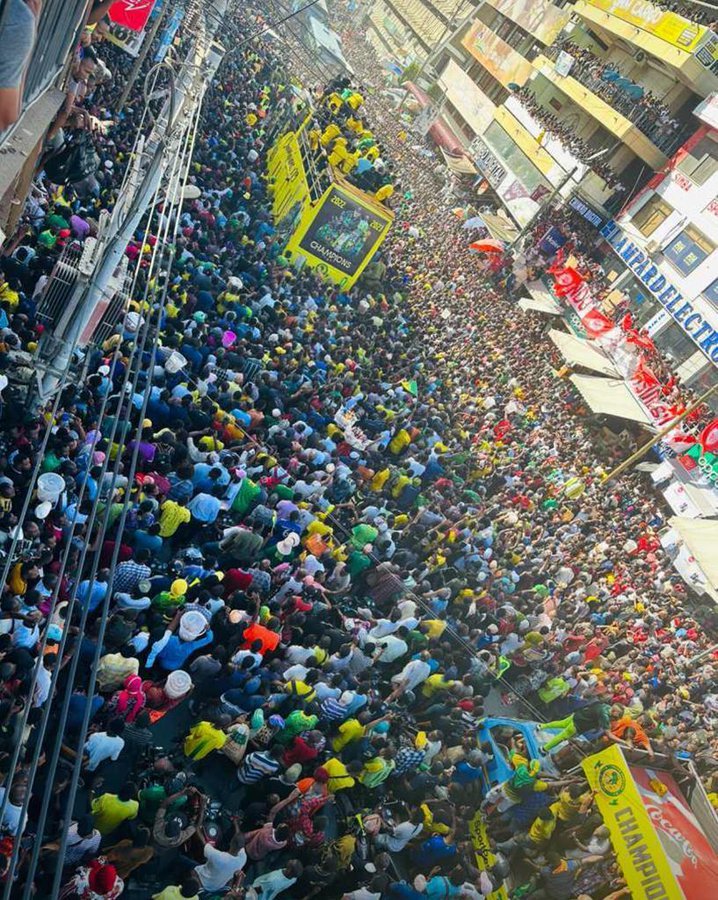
[223,568,253,595]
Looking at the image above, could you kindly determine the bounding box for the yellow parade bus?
[267,114,393,290]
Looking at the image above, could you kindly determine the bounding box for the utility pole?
[117,5,167,114]
[601,382,718,485]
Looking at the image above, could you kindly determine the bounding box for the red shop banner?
[109,0,157,31]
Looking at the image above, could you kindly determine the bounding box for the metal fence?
[0,0,87,145]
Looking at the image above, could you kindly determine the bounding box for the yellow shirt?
[423,619,447,639]
[183,721,227,760]
[159,500,191,537]
[153,888,199,900]
[283,679,316,703]
[422,673,454,698]
[389,429,411,455]
[528,812,556,846]
[323,757,355,793]
[332,718,365,752]
[91,794,139,835]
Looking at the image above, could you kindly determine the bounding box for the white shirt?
[251,869,297,900]
[393,659,431,691]
[374,635,408,664]
[195,844,247,891]
[84,732,125,771]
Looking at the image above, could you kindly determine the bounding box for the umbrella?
[462,216,485,230]
[470,238,505,254]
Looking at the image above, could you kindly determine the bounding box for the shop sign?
[602,220,718,366]
[664,230,712,276]
[568,195,604,228]
[584,0,706,53]
[695,32,718,75]
[469,137,506,189]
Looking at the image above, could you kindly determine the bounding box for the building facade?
[601,94,718,404]
[424,0,718,230]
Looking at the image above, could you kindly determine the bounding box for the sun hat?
[179,611,207,641]
[165,669,192,699]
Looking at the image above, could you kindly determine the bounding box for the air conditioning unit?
[644,239,660,254]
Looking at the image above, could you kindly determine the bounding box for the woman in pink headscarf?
[104,674,146,724]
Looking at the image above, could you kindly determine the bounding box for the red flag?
[109,0,156,31]
[551,267,583,297]
[632,358,660,388]
[581,308,614,338]
[625,329,656,352]
[619,312,633,331]
[700,419,718,454]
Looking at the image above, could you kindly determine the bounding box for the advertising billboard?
[582,745,718,899]
[296,186,391,278]
[462,21,534,88]
[584,0,706,52]
[488,0,570,45]
[438,59,495,137]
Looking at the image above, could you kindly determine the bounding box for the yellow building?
[428,0,718,229]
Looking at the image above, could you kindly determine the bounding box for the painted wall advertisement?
[438,59,495,137]
[487,0,570,45]
[462,21,534,89]
[584,0,706,52]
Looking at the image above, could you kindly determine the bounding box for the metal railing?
[542,44,689,156]
[0,0,88,147]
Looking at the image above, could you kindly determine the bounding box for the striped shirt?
[236,751,280,784]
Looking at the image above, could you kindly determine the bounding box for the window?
[677,133,718,185]
[704,278,718,307]
[664,226,715,276]
[632,195,672,237]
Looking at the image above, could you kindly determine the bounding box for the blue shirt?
[77,579,108,613]
[187,493,222,523]
[156,630,213,670]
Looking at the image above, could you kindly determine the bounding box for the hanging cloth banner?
[109,0,157,31]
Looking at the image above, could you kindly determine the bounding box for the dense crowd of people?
[510,86,623,192]
[545,40,684,151]
[0,1,716,898]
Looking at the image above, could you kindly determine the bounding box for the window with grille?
[632,195,672,237]
[677,133,718,186]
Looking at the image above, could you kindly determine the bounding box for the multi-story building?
[426,0,718,230]
[601,93,718,404]
[365,0,477,68]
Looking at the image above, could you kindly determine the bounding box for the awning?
[519,283,562,315]
[569,373,653,424]
[549,329,620,377]
[440,148,477,175]
[518,297,562,315]
[428,118,464,155]
[668,516,718,595]
[482,212,519,243]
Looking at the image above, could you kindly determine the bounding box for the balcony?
[542,44,690,160]
[573,0,716,92]
[503,95,586,178]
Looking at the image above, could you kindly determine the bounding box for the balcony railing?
[543,43,689,156]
